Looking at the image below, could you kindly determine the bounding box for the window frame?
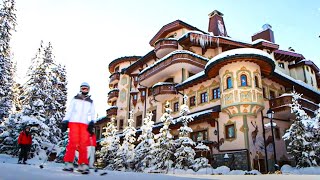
[200,92,208,104]
[190,96,196,107]
[240,74,248,86]
[225,123,236,140]
[227,77,233,89]
[212,87,220,100]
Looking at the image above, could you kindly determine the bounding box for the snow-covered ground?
[1,154,320,180]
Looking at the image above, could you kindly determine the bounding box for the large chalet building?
[104,10,320,172]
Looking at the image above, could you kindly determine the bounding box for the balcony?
[109,72,120,85]
[106,106,118,117]
[108,89,119,102]
[154,38,178,59]
[152,82,177,102]
[139,51,208,86]
[269,94,319,118]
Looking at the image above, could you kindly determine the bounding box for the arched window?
[254,76,259,88]
[227,77,233,89]
[240,74,247,86]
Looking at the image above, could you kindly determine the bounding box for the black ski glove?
[61,121,69,132]
[87,121,94,135]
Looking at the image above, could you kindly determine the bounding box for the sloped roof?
[149,20,207,46]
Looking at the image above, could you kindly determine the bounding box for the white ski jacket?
[63,94,95,124]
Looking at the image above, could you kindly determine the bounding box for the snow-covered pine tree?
[96,117,121,169]
[153,101,175,171]
[18,41,66,159]
[41,43,67,145]
[55,131,68,163]
[174,95,196,170]
[192,143,211,171]
[313,103,320,163]
[117,110,136,171]
[134,112,155,172]
[0,113,22,155]
[0,0,16,122]
[283,91,320,167]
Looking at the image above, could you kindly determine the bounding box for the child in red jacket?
[18,126,32,164]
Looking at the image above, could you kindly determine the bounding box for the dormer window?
[278,62,284,69]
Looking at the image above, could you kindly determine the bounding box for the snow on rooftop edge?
[139,50,209,75]
[206,48,274,69]
[274,69,320,96]
[177,71,205,87]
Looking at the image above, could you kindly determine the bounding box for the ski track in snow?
[0,155,207,180]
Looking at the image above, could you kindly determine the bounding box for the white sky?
[10,0,320,118]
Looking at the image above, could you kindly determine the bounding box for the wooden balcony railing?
[269,95,318,113]
[108,89,119,101]
[106,106,118,117]
[109,72,120,84]
[152,83,176,96]
[139,52,207,82]
[154,39,178,52]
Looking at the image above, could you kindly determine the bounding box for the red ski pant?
[64,122,89,165]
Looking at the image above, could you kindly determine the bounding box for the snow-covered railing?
[106,106,118,117]
[139,50,208,81]
[152,82,176,96]
[154,38,178,51]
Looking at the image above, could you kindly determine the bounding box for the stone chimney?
[208,10,228,37]
[252,24,275,43]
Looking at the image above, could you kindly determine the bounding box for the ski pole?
[39,144,56,169]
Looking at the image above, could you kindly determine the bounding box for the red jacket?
[18,131,32,145]
[88,133,97,147]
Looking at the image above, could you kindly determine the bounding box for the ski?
[100,172,108,176]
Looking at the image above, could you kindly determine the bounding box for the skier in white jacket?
[61,82,95,174]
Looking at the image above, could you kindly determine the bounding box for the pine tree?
[174,95,196,170]
[283,91,320,167]
[153,101,175,171]
[134,112,155,171]
[55,131,68,163]
[117,110,136,171]
[192,142,211,171]
[18,41,66,159]
[0,0,16,122]
[97,117,120,169]
[0,113,22,155]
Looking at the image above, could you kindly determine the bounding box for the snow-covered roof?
[176,71,206,89]
[139,50,209,75]
[152,82,175,88]
[109,88,119,92]
[274,69,320,96]
[251,38,273,45]
[206,48,274,70]
[106,106,118,111]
